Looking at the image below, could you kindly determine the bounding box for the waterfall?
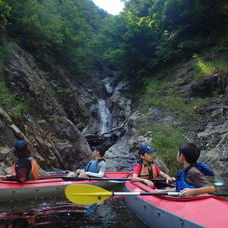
[98,99,112,134]
[102,77,114,94]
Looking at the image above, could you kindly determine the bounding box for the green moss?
[138,124,188,175]
[48,80,71,95]
[145,79,166,96]
[0,78,29,117]
[192,56,228,80]
[0,44,11,68]
[147,95,209,121]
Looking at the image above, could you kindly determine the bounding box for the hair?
[178,142,200,164]
[92,145,106,157]
[14,148,29,159]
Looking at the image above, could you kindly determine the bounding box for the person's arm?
[180,168,215,196]
[84,161,106,178]
[131,164,155,188]
[132,173,155,188]
[179,185,215,197]
[159,171,176,183]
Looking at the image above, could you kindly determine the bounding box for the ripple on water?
[0,198,148,227]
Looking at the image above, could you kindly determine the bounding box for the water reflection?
[0,198,147,228]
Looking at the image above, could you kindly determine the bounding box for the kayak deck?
[0,172,130,203]
[125,181,228,228]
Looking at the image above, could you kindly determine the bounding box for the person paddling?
[67,145,106,178]
[0,140,39,182]
[131,145,175,188]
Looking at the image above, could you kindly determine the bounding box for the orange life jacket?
[11,157,40,180]
[139,163,158,180]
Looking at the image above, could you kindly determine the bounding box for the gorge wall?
[0,41,227,190]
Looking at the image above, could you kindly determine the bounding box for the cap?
[138,145,156,155]
[15,140,27,152]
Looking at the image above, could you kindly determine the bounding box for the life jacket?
[11,157,40,180]
[176,162,214,192]
[84,159,105,173]
[138,163,158,180]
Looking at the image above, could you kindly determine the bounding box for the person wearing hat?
[67,145,106,178]
[131,145,175,188]
[0,140,39,182]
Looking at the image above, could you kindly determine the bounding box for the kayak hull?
[0,172,129,203]
[126,191,205,228]
[125,181,228,228]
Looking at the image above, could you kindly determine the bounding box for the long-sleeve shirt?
[82,160,106,178]
[186,167,211,187]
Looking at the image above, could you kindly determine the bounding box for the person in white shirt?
[67,145,106,178]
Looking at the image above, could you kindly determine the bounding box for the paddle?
[51,168,225,187]
[60,177,166,182]
[40,176,172,185]
[40,176,224,187]
[65,184,180,205]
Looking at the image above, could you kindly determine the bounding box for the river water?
[0,198,147,227]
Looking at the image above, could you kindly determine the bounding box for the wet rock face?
[105,111,169,173]
[81,79,133,137]
[0,121,17,146]
[0,43,134,173]
[190,74,226,97]
[0,45,92,173]
[109,81,132,127]
[0,147,15,171]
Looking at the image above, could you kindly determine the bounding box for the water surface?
[0,198,148,227]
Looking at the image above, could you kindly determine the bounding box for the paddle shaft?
[40,176,166,182]
[113,191,180,196]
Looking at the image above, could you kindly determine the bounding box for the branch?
[84,118,129,138]
[100,118,129,137]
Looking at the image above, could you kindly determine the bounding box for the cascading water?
[102,77,114,94]
[96,77,114,134]
[98,99,112,134]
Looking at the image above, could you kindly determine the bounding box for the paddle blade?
[65,184,112,205]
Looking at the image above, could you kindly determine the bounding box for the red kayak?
[0,172,130,203]
[125,181,228,228]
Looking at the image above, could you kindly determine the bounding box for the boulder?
[190,74,224,97]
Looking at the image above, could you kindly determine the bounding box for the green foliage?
[0,0,11,25]
[4,0,108,78]
[48,80,71,95]
[145,79,166,96]
[3,0,227,86]
[148,95,209,121]
[98,0,228,87]
[37,69,48,78]
[0,44,10,67]
[138,123,187,175]
[0,78,29,117]
[151,124,186,175]
[192,56,228,80]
